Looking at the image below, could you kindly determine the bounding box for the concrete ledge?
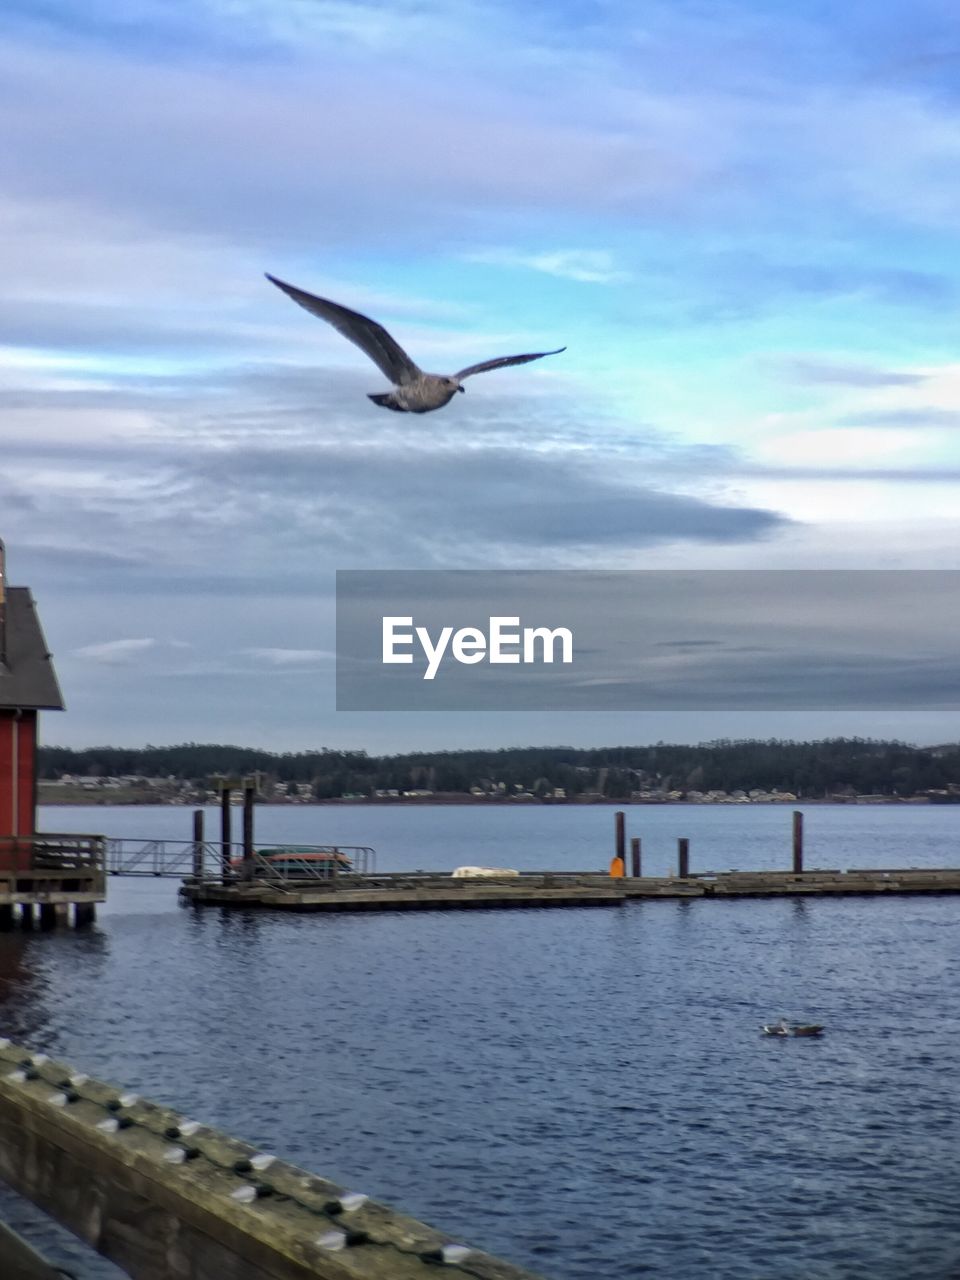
[0,1040,543,1280]
[0,1218,68,1279]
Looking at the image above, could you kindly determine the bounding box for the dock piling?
[678,837,690,879]
[615,811,626,862]
[74,902,96,927]
[242,779,255,877]
[792,810,804,875]
[220,782,232,883]
[630,836,641,878]
[191,809,204,881]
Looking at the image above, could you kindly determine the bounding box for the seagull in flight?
[266,273,565,414]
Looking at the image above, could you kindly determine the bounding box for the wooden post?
[615,811,626,862]
[678,837,690,879]
[630,836,641,878]
[242,780,255,875]
[192,809,204,881]
[792,810,804,875]
[220,784,232,883]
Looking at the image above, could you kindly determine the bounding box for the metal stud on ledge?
[230,1184,273,1203]
[327,1192,369,1214]
[339,1192,368,1212]
[440,1245,473,1264]
[421,1244,474,1264]
[163,1146,200,1164]
[315,1229,368,1249]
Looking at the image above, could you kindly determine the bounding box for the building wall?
[0,710,37,868]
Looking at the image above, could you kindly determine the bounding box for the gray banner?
[336,570,960,710]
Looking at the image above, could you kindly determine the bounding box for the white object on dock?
[451,866,520,878]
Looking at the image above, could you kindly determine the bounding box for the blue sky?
[3,0,960,749]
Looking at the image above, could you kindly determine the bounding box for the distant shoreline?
[38,793,952,807]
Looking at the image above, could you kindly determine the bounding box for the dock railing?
[0,834,107,912]
[0,834,104,875]
[0,832,105,873]
[105,837,376,880]
[32,832,105,871]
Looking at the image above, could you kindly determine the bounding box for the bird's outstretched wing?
[265,274,421,385]
[455,347,566,380]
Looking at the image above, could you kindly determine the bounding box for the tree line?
[37,738,960,800]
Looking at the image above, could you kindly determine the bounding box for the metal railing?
[105,838,375,880]
[0,833,105,873]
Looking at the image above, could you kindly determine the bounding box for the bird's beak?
[458,385,465,393]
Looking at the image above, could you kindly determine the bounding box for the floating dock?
[180,873,626,911]
[179,866,960,912]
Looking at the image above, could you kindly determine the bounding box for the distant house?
[0,539,64,865]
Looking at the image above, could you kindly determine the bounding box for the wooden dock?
[180,874,626,911]
[179,866,960,912]
[0,834,104,928]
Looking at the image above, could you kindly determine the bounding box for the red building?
[0,539,64,869]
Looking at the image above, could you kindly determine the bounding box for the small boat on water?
[228,847,353,878]
[762,1019,824,1037]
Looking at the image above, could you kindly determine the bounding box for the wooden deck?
[0,834,105,926]
[181,875,626,911]
[179,866,960,911]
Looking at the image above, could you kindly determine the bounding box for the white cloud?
[73,638,159,664]
[754,427,921,469]
[464,248,631,284]
[71,637,193,664]
[242,647,335,666]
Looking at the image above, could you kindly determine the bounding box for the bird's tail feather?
[368,392,407,412]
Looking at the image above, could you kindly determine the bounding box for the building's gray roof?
[0,587,65,711]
